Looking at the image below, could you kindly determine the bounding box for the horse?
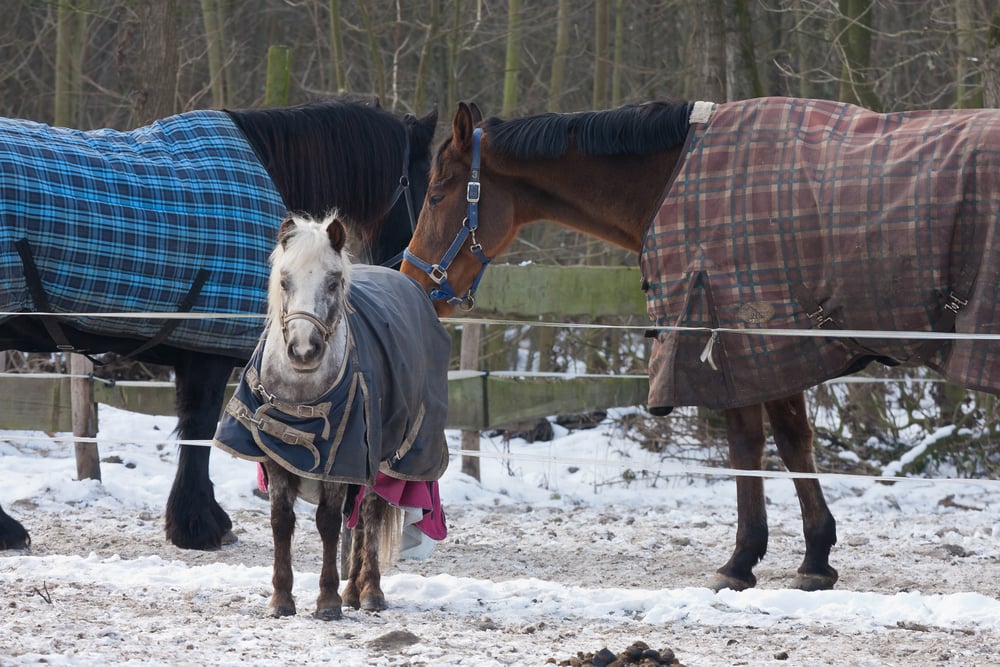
[402,98,1000,592]
[212,212,450,618]
[0,98,438,551]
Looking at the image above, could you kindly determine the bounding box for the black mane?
[484,101,692,159]
[225,99,410,226]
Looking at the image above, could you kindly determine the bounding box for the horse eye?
[327,277,341,293]
[429,194,444,207]
[279,278,290,291]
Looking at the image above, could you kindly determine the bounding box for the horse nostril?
[286,333,325,366]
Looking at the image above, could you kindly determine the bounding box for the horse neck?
[502,147,684,253]
[259,319,350,405]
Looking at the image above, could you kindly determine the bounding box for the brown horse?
[402,98,1000,591]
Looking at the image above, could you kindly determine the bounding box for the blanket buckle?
[944,293,968,314]
[806,305,833,328]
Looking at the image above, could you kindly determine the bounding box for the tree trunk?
[548,0,570,112]
[329,0,347,93]
[592,0,609,108]
[132,0,178,126]
[836,0,881,111]
[359,2,387,103]
[984,13,1000,108]
[793,0,816,98]
[956,0,983,109]
[726,0,762,100]
[611,0,625,106]
[690,0,726,101]
[501,0,521,116]
[414,0,440,113]
[55,0,84,126]
[200,0,228,107]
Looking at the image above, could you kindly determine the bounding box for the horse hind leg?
[343,489,400,612]
[265,461,298,617]
[314,483,348,620]
[712,403,770,592]
[164,353,235,550]
[765,393,838,591]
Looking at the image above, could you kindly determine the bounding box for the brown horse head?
[401,100,686,316]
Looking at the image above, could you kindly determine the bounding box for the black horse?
[0,98,437,550]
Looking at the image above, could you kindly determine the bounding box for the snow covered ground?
[2,404,999,666]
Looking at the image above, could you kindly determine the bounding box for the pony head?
[268,212,352,371]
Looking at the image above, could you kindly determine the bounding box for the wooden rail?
[0,264,651,433]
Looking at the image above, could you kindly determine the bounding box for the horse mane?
[483,101,693,159]
[266,212,352,329]
[226,99,408,232]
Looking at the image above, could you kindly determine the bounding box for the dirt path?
[4,477,999,666]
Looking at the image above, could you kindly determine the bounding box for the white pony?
[213,212,451,620]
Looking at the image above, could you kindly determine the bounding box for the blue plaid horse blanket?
[642,97,1000,410]
[212,265,450,485]
[0,110,286,358]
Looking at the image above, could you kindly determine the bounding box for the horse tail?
[378,504,404,567]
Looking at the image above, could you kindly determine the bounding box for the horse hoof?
[220,530,238,546]
[270,604,296,618]
[710,572,755,593]
[360,595,387,612]
[314,606,343,621]
[792,572,838,591]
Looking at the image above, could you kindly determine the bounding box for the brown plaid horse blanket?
[641,97,1000,410]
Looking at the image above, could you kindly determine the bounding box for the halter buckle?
[466,181,481,204]
[429,265,447,285]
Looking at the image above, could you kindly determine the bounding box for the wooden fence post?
[459,323,482,480]
[71,354,100,481]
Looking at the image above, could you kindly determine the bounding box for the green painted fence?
[0,264,651,432]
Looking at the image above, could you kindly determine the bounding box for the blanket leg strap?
[15,238,75,352]
[123,269,210,359]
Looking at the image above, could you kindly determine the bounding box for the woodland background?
[1,0,999,475]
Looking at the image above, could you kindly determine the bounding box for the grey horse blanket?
[642,97,1000,410]
[212,266,450,485]
[0,110,285,358]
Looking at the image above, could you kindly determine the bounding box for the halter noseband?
[403,127,492,309]
[281,310,335,342]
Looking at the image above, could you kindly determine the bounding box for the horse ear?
[453,102,478,151]
[278,216,297,247]
[469,102,483,123]
[326,217,347,253]
[372,95,382,109]
[422,105,440,128]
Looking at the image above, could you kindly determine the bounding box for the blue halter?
[403,127,492,309]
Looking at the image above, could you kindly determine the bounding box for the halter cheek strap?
[380,127,418,268]
[403,127,492,308]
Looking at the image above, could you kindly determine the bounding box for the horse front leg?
[343,488,391,612]
[712,403,769,592]
[764,392,838,591]
[314,484,347,620]
[265,461,298,617]
[164,353,235,550]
